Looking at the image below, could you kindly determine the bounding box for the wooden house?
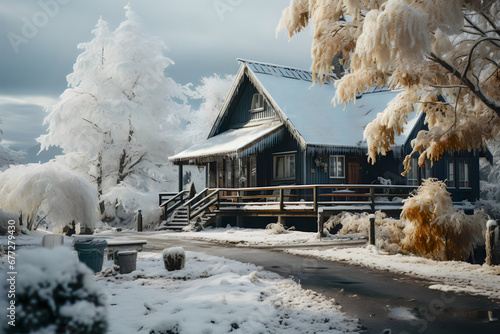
[170,59,487,203]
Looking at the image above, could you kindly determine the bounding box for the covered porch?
[169,121,284,191]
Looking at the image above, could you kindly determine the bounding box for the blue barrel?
[73,238,108,273]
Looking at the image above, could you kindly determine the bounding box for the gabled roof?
[171,59,423,164]
[209,59,421,151]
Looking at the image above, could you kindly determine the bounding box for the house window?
[250,93,264,111]
[446,160,455,187]
[423,161,432,179]
[273,153,295,180]
[459,160,470,188]
[329,155,345,178]
[250,156,257,187]
[407,157,419,186]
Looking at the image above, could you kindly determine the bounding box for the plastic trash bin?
[73,238,107,273]
[118,250,137,274]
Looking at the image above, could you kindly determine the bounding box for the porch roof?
[169,121,284,164]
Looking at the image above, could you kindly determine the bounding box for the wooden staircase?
[157,187,220,231]
[158,207,189,231]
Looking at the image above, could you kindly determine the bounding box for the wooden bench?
[106,240,148,260]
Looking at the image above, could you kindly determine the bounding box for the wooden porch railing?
[212,184,418,213]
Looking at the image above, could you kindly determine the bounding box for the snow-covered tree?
[189,74,234,142]
[0,162,98,231]
[38,5,192,225]
[277,0,500,173]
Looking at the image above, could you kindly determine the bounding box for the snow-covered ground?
[97,251,359,333]
[0,231,359,334]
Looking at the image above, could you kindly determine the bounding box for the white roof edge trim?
[244,64,308,151]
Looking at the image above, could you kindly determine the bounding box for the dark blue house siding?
[400,113,480,201]
[221,79,276,131]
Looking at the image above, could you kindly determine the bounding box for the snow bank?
[96,251,359,334]
[325,211,405,253]
[158,226,363,247]
[265,222,287,235]
[0,246,107,333]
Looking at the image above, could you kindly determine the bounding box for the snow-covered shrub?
[400,179,488,261]
[1,246,107,333]
[0,162,98,231]
[325,211,405,253]
[266,222,286,235]
[162,247,185,271]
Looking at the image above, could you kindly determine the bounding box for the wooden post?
[486,220,497,266]
[137,210,142,232]
[369,214,376,246]
[236,215,244,228]
[186,203,191,223]
[313,186,318,213]
[317,213,326,238]
[370,187,375,212]
[279,188,284,211]
[178,164,183,192]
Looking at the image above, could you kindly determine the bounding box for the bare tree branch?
[429,52,500,117]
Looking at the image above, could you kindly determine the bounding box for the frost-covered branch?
[429,52,500,117]
[278,0,500,172]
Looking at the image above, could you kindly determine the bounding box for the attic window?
[250,93,264,112]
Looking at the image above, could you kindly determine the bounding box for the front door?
[348,162,360,184]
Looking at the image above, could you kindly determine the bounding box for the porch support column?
[178,164,183,192]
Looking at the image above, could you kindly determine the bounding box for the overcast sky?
[0,0,312,150]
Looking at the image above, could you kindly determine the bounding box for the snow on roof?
[170,121,283,162]
[243,59,420,148]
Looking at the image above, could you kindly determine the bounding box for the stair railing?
[185,189,220,222]
[159,190,189,219]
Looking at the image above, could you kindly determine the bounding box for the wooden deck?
[159,184,421,232]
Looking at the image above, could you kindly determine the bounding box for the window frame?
[329,155,345,179]
[250,93,265,112]
[407,157,419,186]
[458,159,471,188]
[273,152,296,181]
[446,160,455,188]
